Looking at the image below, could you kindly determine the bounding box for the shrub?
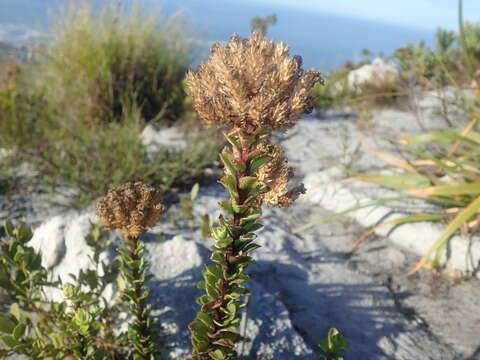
[0,2,219,206]
[0,101,219,206]
[0,221,130,359]
[310,69,351,109]
[36,0,191,125]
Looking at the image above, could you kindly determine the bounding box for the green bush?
[0,98,219,205]
[0,221,130,359]
[37,0,191,125]
[0,2,219,206]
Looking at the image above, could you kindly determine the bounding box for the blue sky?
[248,0,480,30]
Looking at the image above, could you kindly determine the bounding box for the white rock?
[141,125,187,153]
[347,58,399,90]
[29,211,115,302]
[301,168,480,277]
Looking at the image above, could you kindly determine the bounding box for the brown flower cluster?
[185,32,323,133]
[256,141,305,208]
[96,182,164,238]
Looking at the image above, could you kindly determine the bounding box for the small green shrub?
[318,328,348,360]
[0,221,130,359]
[0,1,217,206]
[37,0,191,125]
[0,107,219,206]
[309,69,352,109]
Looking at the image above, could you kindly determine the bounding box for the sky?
[249,0,480,31]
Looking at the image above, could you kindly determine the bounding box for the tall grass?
[0,1,219,205]
[37,1,191,125]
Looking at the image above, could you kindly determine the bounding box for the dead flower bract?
[96,181,164,238]
[185,31,323,133]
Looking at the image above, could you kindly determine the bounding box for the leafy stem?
[119,233,158,360]
[189,131,267,360]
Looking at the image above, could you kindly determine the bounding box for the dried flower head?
[256,141,305,208]
[186,32,323,133]
[96,181,164,238]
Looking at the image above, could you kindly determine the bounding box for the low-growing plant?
[96,182,165,359]
[37,0,191,125]
[318,328,348,360]
[0,1,219,206]
[185,32,322,359]
[296,124,480,274]
[0,182,166,359]
[0,28,351,360]
[0,220,129,359]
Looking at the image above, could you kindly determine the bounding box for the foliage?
[37,0,192,125]
[117,232,159,359]
[309,65,360,110]
[318,328,348,360]
[188,131,269,360]
[0,221,129,359]
[462,22,480,67]
[250,14,277,35]
[172,183,212,241]
[0,86,219,205]
[0,1,218,206]
[296,124,480,274]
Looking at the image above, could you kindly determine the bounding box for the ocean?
[0,0,436,70]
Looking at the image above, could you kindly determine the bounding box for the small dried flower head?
[96,181,164,238]
[186,32,323,133]
[256,141,305,208]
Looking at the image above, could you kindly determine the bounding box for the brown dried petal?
[96,181,164,237]
[186,32,323,133]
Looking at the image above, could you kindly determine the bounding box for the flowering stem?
[120,234,157,360]
[189,131,269,360]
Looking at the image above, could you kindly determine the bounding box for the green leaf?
[240,243,261,254]
[220,153,238,176]
[9,304,21,321]
[240,209,262,224]
[205,264,223,279]
[239,176,257,190]
[12,323,26,340]
[211,252,226,264]
[117,275,127,292]
[190,183,200,201]
[4,221,14,237]
[0,335,21,349]
[209,349,226,360]
[409,183,480,196]
[0,313,16,334]
[223,134,241,152]
[250,155,271,172]
[190,319,209,337]
[196,312,214,328]
[220,174,239,198]
[218,200,234,215]
[411,195,480,273]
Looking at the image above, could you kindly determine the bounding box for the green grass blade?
[355,173,431,190]
[409,183,480,196]
[409,195,480,274]
[402,132,480,151]
[293,196,407,233]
